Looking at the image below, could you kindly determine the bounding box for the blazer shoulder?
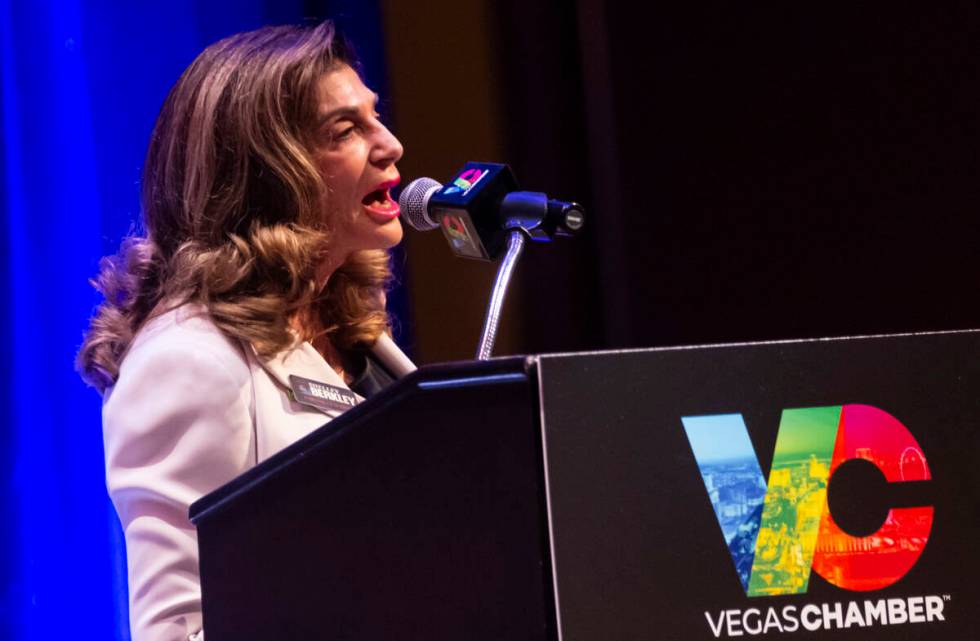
[103,306,255,454]
[103,305,257,513]
[120,305,251,386]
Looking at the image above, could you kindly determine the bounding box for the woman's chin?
[378,218,404,248]
[359,216,403,250]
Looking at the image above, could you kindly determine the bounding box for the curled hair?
[77,22,392,394]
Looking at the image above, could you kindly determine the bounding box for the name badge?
[289,374,359,413]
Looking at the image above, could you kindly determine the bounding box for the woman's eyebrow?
[317,93,381,127]
[318,106,359,127]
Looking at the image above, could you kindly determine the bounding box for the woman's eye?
[332,125,356,142]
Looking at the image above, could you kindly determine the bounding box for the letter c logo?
[811,405,933,591]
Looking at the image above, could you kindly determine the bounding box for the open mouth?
[361,188,394,208]
[361,181,401,220]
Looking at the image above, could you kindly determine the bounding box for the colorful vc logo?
[682,405,933,597]
[443,167,487,196]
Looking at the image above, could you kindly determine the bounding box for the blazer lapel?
[251,341,363,416]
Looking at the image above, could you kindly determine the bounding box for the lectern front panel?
[539,332,980,641]
[192,359,554,641]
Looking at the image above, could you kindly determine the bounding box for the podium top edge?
[535,327,980,360]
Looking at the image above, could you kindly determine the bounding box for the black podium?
[190,331,980,641]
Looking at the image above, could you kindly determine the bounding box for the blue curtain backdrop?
[0,2,392,638]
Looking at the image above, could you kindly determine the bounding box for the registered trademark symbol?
[943,595,952,601]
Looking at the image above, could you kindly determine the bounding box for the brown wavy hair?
[77,22,392,394]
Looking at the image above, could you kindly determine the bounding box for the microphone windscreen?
[398,177,442,231]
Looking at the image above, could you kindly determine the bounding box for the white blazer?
[102,304,415,641]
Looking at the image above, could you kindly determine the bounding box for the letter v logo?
[682,405,933,597]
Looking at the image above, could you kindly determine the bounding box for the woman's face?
[311,64,404,266]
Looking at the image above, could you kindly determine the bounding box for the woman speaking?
[76,21,412,641]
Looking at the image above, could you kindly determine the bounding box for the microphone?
[371,333,417,379]
[398,162,585,260]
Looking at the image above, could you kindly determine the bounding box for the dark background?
[384,1,980,361]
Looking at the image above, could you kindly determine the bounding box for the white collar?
[249,337,352,394]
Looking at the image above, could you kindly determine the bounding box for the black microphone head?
[398,177,442,231]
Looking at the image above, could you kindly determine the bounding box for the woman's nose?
[372,124,404,167]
